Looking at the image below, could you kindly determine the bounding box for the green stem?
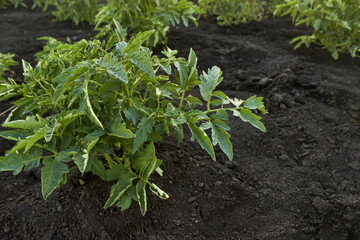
[178,91,186,110]
[34,78,47,92]
[204,107,242,115]
[143,83,150,104]
[34,143,58,155]
[88,80,103,87]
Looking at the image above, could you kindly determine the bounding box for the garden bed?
[1,5,360,240]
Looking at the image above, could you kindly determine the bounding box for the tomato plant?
[275,0,360,59]
[43,0,99,25]
[0,0,25,8]
[198,0,282,26]
[0,21,266,215]
[95,0,203,47]
[199,0,266,26]
[0,52,17,80]
[0,52,19,101]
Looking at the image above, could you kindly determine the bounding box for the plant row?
[1,0,359,58]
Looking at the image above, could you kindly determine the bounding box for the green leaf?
[187,48,198,81]
[186,95,203,109]
[331,51,339,60]
[174,61,189,89]
[200,122,212,131]
[113,19,127,39]
[57,151,72,163]
[115,42,127,56]
[124,107,143,126]
[3,115,46,129]
[234,108,266,132]
[44,121,60,142]
[136,180,147,216]
[173,123,184,142]
[41,155,69,199]
[107,116,136,139]
[211,125,233,161]
[149,183,169,200]
[313,19,321,31]
[82,80,103,129]
[124,31,154,55]
[132,117,154,154]
[188,123,215,160]
[230,98,244,107]
[85,130,106,153]
[53,70,86,105]
[132,142,157,180]
[95,143,115,155]
[213,91,229,101]
[25,129,46,152]
[72,149,88,173]
[212,119,230,131]
[98,57,128,83]
[211,109,229,121]
[5,139,28,156]
[88,154,106,180]
[57,110,82,127]
[60,135,72,151]
[158,60,171,74]
[104,173,133,209]
[244,96,266,114]
[105,164,128,181]
[0,129,30,141]
[116,194,132,211]
[199,66,222,102]
[210,99,223,106]
[130,51,155,78]
[0,148,42,174]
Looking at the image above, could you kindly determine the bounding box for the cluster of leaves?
[95,0,203,47]
[0,52,17,80]
[275,0,360,59]
[198,0,283,26]
[0,0,52,9]
[0,22,266,215]
[0,0,99,25]
[0,0,25,9]
[0,53,19,101]
[2,0,202,46]
[36,0,100,25]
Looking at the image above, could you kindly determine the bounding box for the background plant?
[27,0,100,25]
[2,0,202,45]
[0,53,19,101]
[0,0,25,9]
[275,0,360,59]
[0,22,266,215]
[1,0,99,24]
[198,0,283,26]
[199,0,266,25]
[0,52,17,80]
[95,0,203,47]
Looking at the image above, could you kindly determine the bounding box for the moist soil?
[1,5,360,240]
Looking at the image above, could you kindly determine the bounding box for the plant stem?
[0,105,16,117]
[178,91,186,110]
[204,107,241,114]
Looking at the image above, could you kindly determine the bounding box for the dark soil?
[1,5,360,240]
